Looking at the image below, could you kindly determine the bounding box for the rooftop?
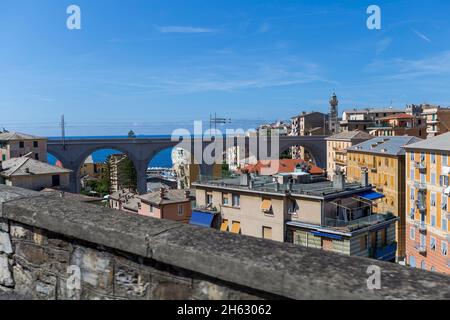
[343,107,404,114]
[379,113,415,121]
[326,130,374,141]
[137,189,192,205]
[0,157,72,177]
[348,136,423,156]
[403,132,450,152]
[242,159,324,175]
[194,175,371,199]
[0,131,46,141]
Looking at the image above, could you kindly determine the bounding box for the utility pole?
[60,115,66,150]
[209,113,232,135]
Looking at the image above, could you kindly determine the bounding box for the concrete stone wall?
[1,185,450,300]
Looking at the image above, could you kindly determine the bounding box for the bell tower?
[329,92,339,134]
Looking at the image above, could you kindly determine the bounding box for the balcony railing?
[416,221,427,232]
[415,200,426,213]
[415,243,427,254]
[324,213,396,232]
[414,182,427,192]
[413,161,427,172]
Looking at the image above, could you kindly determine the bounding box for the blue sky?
[1,0,450,136]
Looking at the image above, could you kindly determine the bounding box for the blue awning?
[189,211,214,228]
[358,190,385,201]
[311,231,343,240]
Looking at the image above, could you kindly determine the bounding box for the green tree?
[118,156,137,191]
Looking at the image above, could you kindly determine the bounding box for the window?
[220,219,229,232]
[409,255,416,268]
[421,261,426,270]
[2,154,5,161]
[410,187,415,200]
[431,214,436,227]
[222,194,229,206]
[19,141,24,148]
[231,221,241,234]
[410,168,414,180]
[33,141,38,148]
[443,154,448,166]
[410,152,415,161]
[51,175,60,187]
[431,153,436,164]
[34,153,39,160]
[262,227,272,240]
[431,193,436,207]
[420,173,426,183]
[420,233,426,247]
[206,194,213,206]
[232,194,240,207]
[431,173,436,185]
[177,204,184,216]
[442,241,448,256]
[149,205,154,213]
[410,227,415,240]
[442,216,448,232]
[261,198,273,214]
[288,199,298,214]
[442,195,448,211]
[420,153,425,162]
[430,237,436,251]
[380,229,387,247]
[360,235,368,250]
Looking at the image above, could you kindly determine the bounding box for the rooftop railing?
[324,213,396,232]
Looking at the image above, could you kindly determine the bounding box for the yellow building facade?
[346,136,422,261]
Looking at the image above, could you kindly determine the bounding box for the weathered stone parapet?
[0,185,450,300]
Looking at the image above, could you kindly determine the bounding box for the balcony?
[415,200,426,213]
[416,221,427,232]
[324,213,397,232]
[415,243,427,254]
[413,161,427,172]
[414,182,427,192]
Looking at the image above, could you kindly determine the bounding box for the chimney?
[185,190,190,199]
[240,173,250,186]
[333,171,346,190]
[25,168,30,174]
[159,187,166,199]
[361,168,369,187]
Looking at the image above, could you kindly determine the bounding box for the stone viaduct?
[47,136,328,194]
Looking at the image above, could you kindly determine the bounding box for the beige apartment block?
[0,132,48,162]
[193,172,398,261]
[326,130,373,180]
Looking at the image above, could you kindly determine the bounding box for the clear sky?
[1,0,450,136]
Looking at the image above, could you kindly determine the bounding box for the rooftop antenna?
[60,115,66,150]
[209,113,231,136]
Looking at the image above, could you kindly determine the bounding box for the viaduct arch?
[47,136,327,194]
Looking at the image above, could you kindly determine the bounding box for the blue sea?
[47,135,174,168]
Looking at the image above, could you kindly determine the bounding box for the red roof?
[242,159,324,175]
[380,113,414,120]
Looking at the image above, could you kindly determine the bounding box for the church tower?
[329,92,339,134]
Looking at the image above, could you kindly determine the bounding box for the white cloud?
[412,29,431,43]
[376,37,392,55]
[157,26,215,33]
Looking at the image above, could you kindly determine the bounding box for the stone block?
[12,260,35,296]
[0,218,8,232]
[150,272,192,300]
[114,262,150,299]
[14,242,70,274]
[0,231,13,255]
[0,254,14,288]
[9,223,32,240]
[70,246,114,295]
[35,273,57,300]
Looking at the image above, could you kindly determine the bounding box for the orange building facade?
[404,133,450,274]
